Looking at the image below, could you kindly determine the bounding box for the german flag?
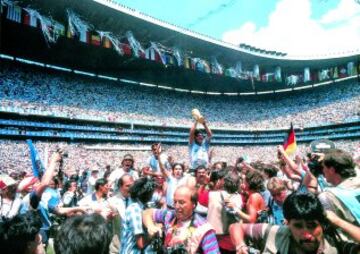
[283,123,297,155]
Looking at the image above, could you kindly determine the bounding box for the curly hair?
[129,177,156,204]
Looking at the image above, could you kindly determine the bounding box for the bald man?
[143,186,220,254]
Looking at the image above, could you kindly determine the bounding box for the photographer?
[143,185,220,254]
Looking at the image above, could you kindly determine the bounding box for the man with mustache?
[230,192,360,254]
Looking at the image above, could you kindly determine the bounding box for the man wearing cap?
[109,154,139,190]
[0,175,22,218]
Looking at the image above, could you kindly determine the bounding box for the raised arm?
[156,144,171,179]
[189,121,198,144]
[203,120,212,141]
[277,146,301,175]
[35,152,61,198]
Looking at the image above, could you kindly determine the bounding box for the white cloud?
[320,0,360,24]
[222,0,360,56]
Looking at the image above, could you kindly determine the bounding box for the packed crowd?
[1,139,359,176]
[0,119,360,254]
[1,62,359,130]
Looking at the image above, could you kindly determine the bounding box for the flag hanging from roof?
[91,34,101,46]
[23,10,38,27]
[6,4,22,23]
[283,123,297,155]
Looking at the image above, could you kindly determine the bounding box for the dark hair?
[190,188,198,205]
[52,176,60,186]
[151,143,159,150]
[283,192,326,223]
[94,178,107,191]
[323,149,356,179]
[172,163,185,172]
[263,164,279,178]
[62,178,77,195]
[195,165,207,174]
[245,170,265,192]
[194,130,203,137]
[69,174,79,182]
[224,171,241,194]
[129,177,156,204]
[0,211,42,254]
[210,169,227,183]
[103,170,111,180]
[54,214,111,254]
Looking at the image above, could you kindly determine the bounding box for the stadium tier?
[0,0,359,171]
[1,0,359,93]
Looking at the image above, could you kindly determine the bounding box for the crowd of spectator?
[1,62,359,130]
[1,62,360,254]
[0,129,359,254]
[0,140,359,177]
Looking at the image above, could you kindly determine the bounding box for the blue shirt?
[189,139,210,169]
[120,202,155,254]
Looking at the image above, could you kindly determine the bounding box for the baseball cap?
[123,154,134,162]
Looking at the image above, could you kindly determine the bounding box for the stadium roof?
[3,0,359,93]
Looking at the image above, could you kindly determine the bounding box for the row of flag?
[3,3,359,84]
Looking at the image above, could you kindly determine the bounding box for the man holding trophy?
[189,109,213,170]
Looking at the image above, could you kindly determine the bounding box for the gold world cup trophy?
[191,108,205,124]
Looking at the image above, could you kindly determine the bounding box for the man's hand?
[147,223,163,238]
[236,244,249,254]
[277,145,285,155]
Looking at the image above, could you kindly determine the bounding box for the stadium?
[1,0,359,171]
[0,1,360,253]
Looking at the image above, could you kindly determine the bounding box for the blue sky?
[116,0,360,56]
